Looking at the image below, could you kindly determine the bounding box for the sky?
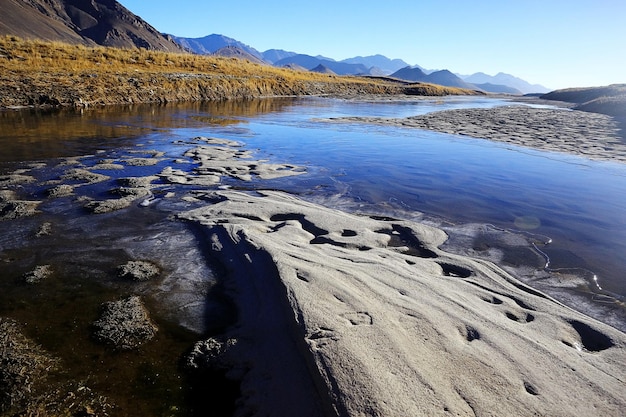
[117,0,625,90]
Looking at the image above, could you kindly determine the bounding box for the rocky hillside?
[171,33,263,59]
[0,0,185,52]
[212,46,266,64]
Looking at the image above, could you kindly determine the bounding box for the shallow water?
[217,98,626,296]
[1,96,625,412]
[2,97,625,307]
[145,96,626,326]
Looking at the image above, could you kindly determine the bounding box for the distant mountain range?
[389,67,533,94]
[171,34,550,94]
[0,1,550,94]
[170,34,263,59]
[342,55,410,75]
[390,67,477,90]
[463,72,550,95]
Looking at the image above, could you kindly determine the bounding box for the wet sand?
[329,104,626,164]
[180,189,626,416]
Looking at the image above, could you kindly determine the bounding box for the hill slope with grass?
[0,37,477,108]
[542,84,626,120]
[0,0,184,52]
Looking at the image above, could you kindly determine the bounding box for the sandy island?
[328,104,626,164]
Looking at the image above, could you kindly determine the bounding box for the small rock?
[84,197,133,214]
[62,168,109,185]
[56,158,83,167]
[46,184,74,198]
[117,260,160,281]
[89,163,124,170]
[185,337,237,371]
[128,149,165,158]
[0,199,40,221]
[27,162,47,169]
[122,157,159,166]
[0,190,16,201]
[158,167,189,184]
[0,173,35,186]
[109,186,151,198]
[35,222,52,237]
[92,296,158,350]
[117,176,158,188]
[22,265,53,284]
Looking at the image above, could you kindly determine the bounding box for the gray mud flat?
[332,105,626,163]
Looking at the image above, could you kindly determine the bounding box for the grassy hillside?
[541,84,626,120]
[575,96,626,119]
[541,84,626,103]
[0,36,476,108]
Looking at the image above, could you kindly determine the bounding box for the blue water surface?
[2,96,624,322]
[165,97,626,300]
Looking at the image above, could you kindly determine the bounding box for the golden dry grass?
[0,36,477,107]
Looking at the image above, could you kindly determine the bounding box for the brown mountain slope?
[0,0,185,51]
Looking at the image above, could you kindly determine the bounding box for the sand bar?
[180,189,626,417]
[330,105,626,163]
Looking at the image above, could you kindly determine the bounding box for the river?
[1,96,625,415]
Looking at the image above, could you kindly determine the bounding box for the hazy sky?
[118,0,625,89]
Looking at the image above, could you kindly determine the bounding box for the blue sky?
[118,0,625,89]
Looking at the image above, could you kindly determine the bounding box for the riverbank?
[328,104,626,164]
[0,36,474,108]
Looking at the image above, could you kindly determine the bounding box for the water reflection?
[0,98,298,163]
